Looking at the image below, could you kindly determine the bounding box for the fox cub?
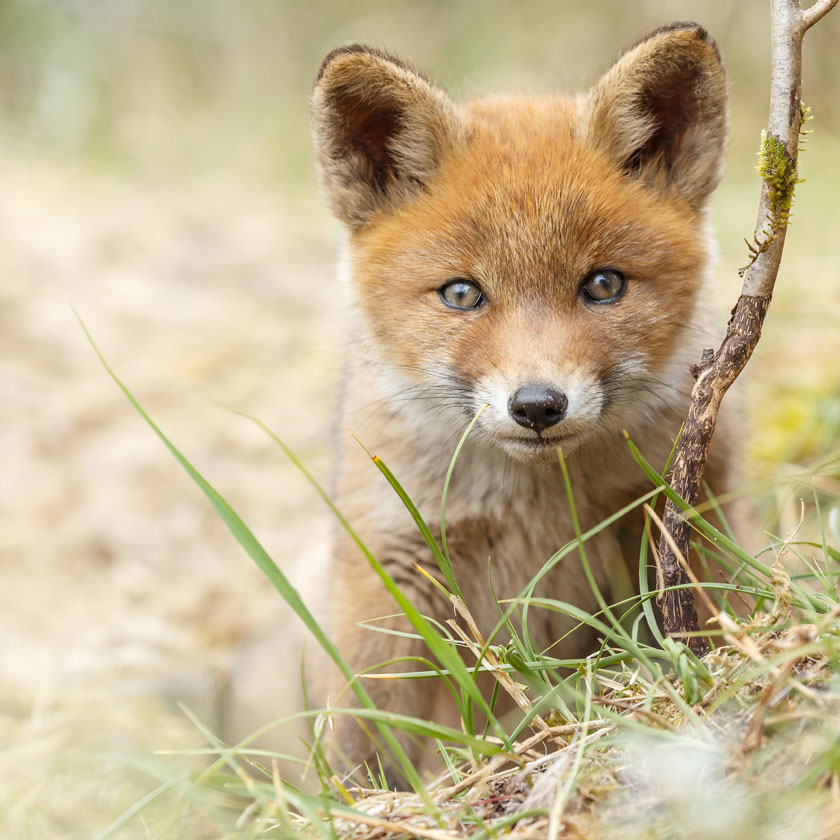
[312,22,735,780]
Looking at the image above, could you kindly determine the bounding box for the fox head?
[311,24,727,460]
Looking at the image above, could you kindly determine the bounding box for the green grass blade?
[92,776,187,840]
[639,516,667,646]
[234,417,508,746]
[557,448,622,631]
[369,454,458,596]
[439,404,488,597]
[76,311,437,812]
[625,434,825,612]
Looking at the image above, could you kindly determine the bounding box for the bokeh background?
[1,1,838,836]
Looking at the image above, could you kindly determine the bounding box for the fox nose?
[508,385,568,433]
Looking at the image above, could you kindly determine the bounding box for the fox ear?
[311,45,464,231]
[584,22,727,209]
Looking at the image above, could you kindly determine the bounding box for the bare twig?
[802,0,839,28]
[657,0,838,654]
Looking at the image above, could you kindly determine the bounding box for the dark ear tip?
[638,20,722,63]
[314,44,418,86]
[315,44,375,85]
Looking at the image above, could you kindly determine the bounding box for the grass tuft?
[83,319,840,838]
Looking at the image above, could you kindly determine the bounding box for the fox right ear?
[311,46,465,231]
[584,22,728,209]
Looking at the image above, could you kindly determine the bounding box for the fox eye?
[580,269,627,304]
[439,278,485,310]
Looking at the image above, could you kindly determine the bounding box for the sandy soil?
[0,156,338,837]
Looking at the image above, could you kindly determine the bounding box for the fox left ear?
[584,22,728,209]
[311,45,465,231]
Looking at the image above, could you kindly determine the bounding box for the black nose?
[508,385,568,433]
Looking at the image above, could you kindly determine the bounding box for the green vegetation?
[87,322,840,838]
[744,128,801,269]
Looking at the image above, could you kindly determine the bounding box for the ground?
[0,157,338,837]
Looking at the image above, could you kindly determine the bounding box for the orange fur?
[311,23,735,785]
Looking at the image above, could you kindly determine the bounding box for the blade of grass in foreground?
[249,414,508,748]
[349,431,454,592]
[91,776,188,840]
[625,434,826,613]
[357,404,487,604]
[75,311,438,814]
[439,405,488,598]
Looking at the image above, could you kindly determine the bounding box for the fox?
[309,22,738,783]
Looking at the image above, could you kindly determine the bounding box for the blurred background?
[0,1,838,836]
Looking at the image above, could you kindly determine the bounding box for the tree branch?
[656,0,837,655]
[802,0,839,30]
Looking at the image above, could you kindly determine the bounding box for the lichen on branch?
[742,126,802,273]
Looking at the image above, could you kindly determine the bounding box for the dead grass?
[212,617,840,839]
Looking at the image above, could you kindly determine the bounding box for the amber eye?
[580,269,627,304]
[439,278,485,310]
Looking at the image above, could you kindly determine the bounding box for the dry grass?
[205,616,840,838]
[95,377,838,839]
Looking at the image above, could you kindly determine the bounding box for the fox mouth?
[496,431,582,455]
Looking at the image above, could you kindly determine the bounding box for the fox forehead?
[352,94,706,303]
